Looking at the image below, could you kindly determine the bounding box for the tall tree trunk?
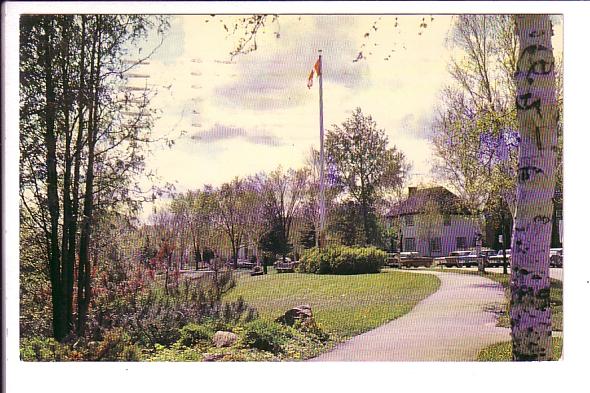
[70,15,87,334]
[59,15,75,333]
[510,14,557,361]
[361,198,370,246]
[43,17,65,341]
[77,16,101,335]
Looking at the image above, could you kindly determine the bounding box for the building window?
[456,237,467,250]
[443,215,451,226]
[405,215,414,226]
[430,237,442,253]
[405,238,416,252]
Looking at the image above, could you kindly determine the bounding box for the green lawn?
[434,268,562,331]
[226,268,440,340]
[477,337,563,361]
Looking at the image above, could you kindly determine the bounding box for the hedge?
[297,245,386,275]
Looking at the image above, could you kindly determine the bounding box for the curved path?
[311,270,510,361]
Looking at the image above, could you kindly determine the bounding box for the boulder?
[275,304,313,326]
[212,331,238,348]
[203,353,225,362]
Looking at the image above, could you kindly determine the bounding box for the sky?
[121,14,562,220]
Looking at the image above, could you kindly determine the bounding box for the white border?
[3,2,589,393]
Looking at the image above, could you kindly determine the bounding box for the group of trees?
[163,167,309,270]
[19,15,168,341]
[154,107,410,271]
[431,15,562,251]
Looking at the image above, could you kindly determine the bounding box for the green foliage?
[88,271,256,349]
[292,318,329,342]
[139,234,157,263]
[328,201,365,246]
[299,220,317,249]
[327,107,410,245]
[147,342,204,361]
[92,328,142,361]
[19,226,52,339]
[20,337,76,361]
[178,323,214,347]
[20,330,141,361]
[259,220,293,260]
[241,319,292,353]
[297,245,386,275]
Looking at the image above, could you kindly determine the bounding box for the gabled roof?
[387,186,470,217]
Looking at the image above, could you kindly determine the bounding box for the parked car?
[443,250,472,268]
[236,258,256,269]
[550,248,563,267]
[465,248,496,267]
[387,252,432,268]
[387,252,417,268]
[488,249,511,268]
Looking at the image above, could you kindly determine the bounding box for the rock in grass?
[212,331,238,348]
[276,304,313,326]
[203,353,225,362]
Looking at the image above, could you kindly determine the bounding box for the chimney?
[408,187,417,197]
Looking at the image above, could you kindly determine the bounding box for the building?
[387,186,481,257]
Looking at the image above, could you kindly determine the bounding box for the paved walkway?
[311,270,510,361]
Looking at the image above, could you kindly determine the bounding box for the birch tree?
[509,14,558,361]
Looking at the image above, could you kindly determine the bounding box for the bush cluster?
[178,323,214,347]
[87,273,257,349]
[241,319,292,353]
[297,245,386,274]
[20,329,141,361]
[20,337,77,361]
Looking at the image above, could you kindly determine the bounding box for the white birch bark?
[510,15,558,361]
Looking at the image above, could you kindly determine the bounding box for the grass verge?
[477,337,563,361]
[227,268,440,340]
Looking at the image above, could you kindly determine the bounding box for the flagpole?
[318,50,326,248]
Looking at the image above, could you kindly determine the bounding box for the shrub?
[92,328,142,361]
[147,342,204,362]
[292,318,330,342]
[241,319,291,353]
[87,274,257,349]
[20,337,74,361]
[297,245,386,274]
[178,323,214,347]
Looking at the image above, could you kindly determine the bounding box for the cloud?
[398,113,434,140]
[191,123,284,146]
[143,16,186,65]
[213,15,371,111]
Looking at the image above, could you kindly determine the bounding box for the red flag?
[307,57,321,89]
